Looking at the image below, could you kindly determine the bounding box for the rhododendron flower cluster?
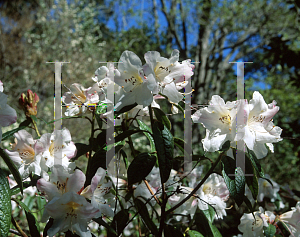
[1,50,294,237]
[192,91,282,158]
[6,128,76,179]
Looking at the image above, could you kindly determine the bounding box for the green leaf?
[263,223,276,237]
[134,199,158,235]
[164,224,184,237]
[93,217,117,235]
[153,107,171,130]
[114,129,147,143]
[43,218,54,237]
[10,181,31,196]
[172,103,185,114]
[152,121,174,184]
[174,137,193,157]
[95,113,103,129]
[202,205,216,223]
[0,168,11,237]
[86,144,124,186]
[194,208,221,237]
[222,156,245,206]
[108,209,129,237]
[127,152,156,185]
[95,101,108,128]
[219,140,231,152]
[245,154,259,201]
[0,148,23,194]
[137,119,155,152]
[115,103,138,116]
[188,230,205,237]
[30,115,38,123]
[18,118,32,128]
[120,149,128,169]
[246,148,264,177]
[1,126,28,141]
[71,143,91,161]
[243,196,255,216]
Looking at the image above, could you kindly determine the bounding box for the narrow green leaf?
[134,199,158,235]
[43,218,54,237]
[0,148,23,194]
[172,103,185,114]
[153,107,171,130]
[263,223,276,237]
[174,137,193,157]
[120,149,128,169]
[95,113,103,129]
[137,119,155,152]
[10,181,31,196]
[12,197,41,236]
[127,152,156,185]
[0,168,11,237]
[152,121,174,183]
[1,126,28,141]
[115,103,138,116]
[245,154,259,201]
[114,129,146,143]
[30,115,38,123]
[188,230,205,237]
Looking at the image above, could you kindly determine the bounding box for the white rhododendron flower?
[238,207,275,237]
[114,51,157,111]
[92,66,109,84]
[81,167,114,217]
[279,201,300,236]
[62,83,101,116]
[38,127,76,170]
[37,165,85,201]
[169,173,229,220]
[42,191,100,237]
[6,130,46,179]
[238,91,282,158]
[168,186,198,221]
[257,174,280,202]
[192,92,282,157]
[192,95,239,152]
[144,49,194,104]
[198,173,229,219]
[0,81,17,141]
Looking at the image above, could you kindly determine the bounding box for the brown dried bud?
[19,90,40,117]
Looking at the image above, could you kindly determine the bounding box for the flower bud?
[19,90,40,117]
